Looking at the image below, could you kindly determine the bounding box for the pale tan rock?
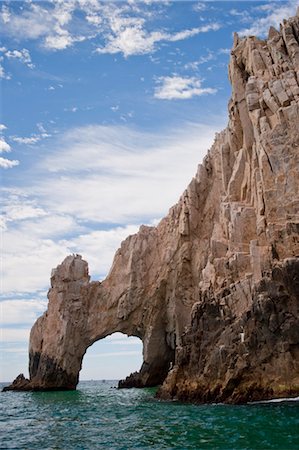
[5,12,299,403]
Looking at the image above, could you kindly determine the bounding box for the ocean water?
[0,381,298,449]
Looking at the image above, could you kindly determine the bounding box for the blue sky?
[1,0,298,382]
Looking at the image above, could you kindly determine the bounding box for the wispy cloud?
[11,122,51,145]
[0,64,10,80]
[184,47,231,71]
[96,21,220,57]
[11,136,40,145]
[61,225,140,279]
[1,2,78,50]
[2,197,47,223]
[193,2,207,13]
[5,48,34,69]
[0,1,220,55]
[104,333,141,345]
[85,351,141,359]
[0,46,33,79]
[11,133,50,145]
[0,157,19,169]
[184,52,215,70]
[0,138,11,153]
[34,123,218,222]
[154,75,217,100]
[0,328,30,343]
[238,0,298,37]
[1,121,223,293]
[64,106,78,113]
[0,299,47,326]
[0,129,19,169]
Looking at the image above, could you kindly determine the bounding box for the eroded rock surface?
[5,12,299,402]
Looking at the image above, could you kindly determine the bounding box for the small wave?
[250,396,299,404]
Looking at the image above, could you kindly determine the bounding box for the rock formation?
[4,12,299,403]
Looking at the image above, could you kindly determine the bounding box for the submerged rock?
[4,11,299,403]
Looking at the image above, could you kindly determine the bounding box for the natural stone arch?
[6,13,299,402]
[28,252,176,390]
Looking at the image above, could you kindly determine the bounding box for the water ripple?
[1,381,299,449]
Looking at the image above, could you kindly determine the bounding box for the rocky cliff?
[4,12,299,403]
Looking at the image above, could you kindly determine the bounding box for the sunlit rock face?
[5,12,299,402]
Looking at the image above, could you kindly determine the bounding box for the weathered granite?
[4,12,299,403]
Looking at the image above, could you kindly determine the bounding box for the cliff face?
[4,13,299,402]
[159,14,299,403]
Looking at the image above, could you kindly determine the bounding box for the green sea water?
[0,381,298,449]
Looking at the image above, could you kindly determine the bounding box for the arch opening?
[80,333,143,382]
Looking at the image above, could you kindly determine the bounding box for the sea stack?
[5,11,299,403]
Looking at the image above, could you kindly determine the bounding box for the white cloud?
[11,133,50,145]
[0,47,34,78]
[33,123,219,222]
[1,221,139,293]
[168,23,220,42]
[0,64,11,80]
[0,2,86,51]
[1,4,52,40]
[0,138,11,153]
[5,48,34,69]
[2,200,47,223]
[62,225,140,279]
[2,229,70,293]
[1,1,220,55]
[0,130,20,169]
[229,8,251,23]
[219,48,230,55]
[184,47,231,71]
[1,194,82,292]
[103,333,142,344]
[108,338,141,346]
[1,121,224,293]
[1,5,10,24]
[37,123,46,133]
[64,106,78,112]
[44,33,74,51]
[96,22,220,57]
[80,335,143,380]
[239,1,298,37]
[0,157,19,169]
[1,347,27,354]
[11,136,40,145]
[193,2,207,12]
[154,75,217,100]
[0,328,30,343]
[184,52,215,70]
[0,299,47,326]
[85,350,141,359]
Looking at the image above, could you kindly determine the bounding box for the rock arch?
[28,248,176,390]
[4,12,299,402]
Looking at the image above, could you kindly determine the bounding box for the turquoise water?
[0,381,299,449]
